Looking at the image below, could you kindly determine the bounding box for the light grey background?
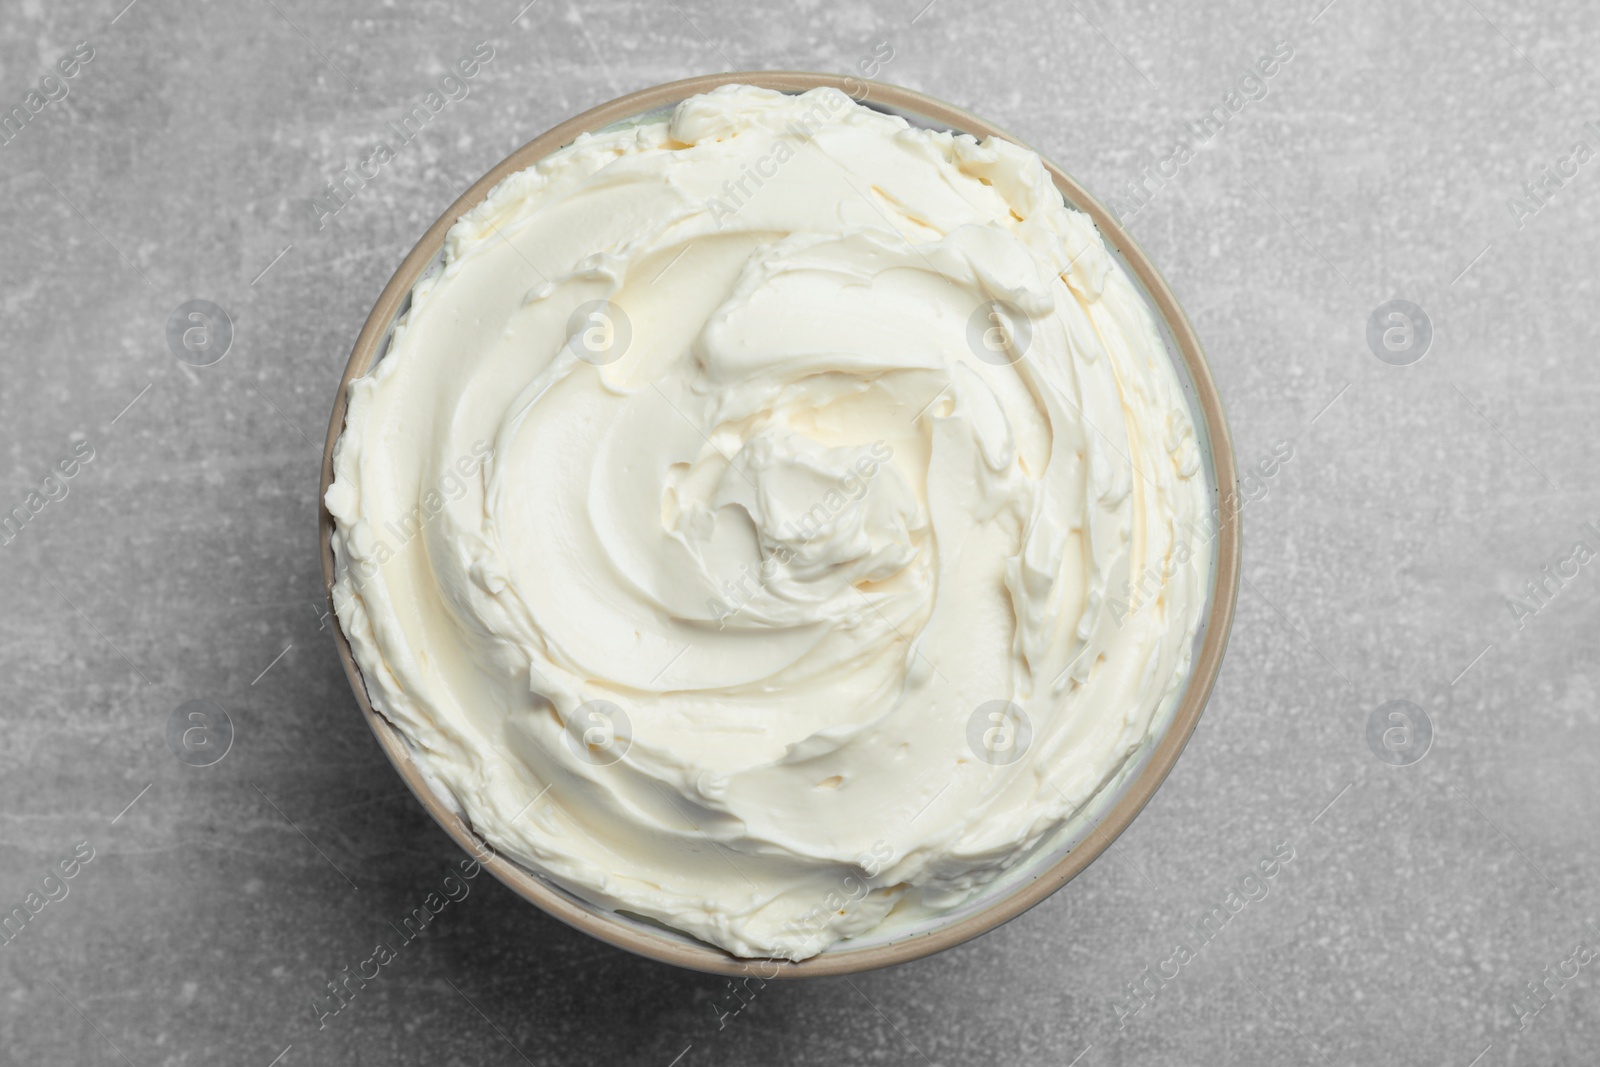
[2,0,1596,1064]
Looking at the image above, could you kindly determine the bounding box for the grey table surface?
[2,0,1597,1064]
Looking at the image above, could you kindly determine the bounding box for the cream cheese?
[326,84,1212,960]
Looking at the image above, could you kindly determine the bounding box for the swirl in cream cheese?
[326,85,1212,960]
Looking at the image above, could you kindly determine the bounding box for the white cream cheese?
[326,85,1212,960]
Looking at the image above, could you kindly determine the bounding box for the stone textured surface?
[2,0,1596,1064]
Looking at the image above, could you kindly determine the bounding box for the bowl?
[319,71,1241,977]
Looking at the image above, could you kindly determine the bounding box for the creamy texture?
[327,85,1212,960]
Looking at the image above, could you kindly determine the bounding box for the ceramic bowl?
[318,71,1241,978]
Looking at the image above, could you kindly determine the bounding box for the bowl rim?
[318,70,1242,978]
